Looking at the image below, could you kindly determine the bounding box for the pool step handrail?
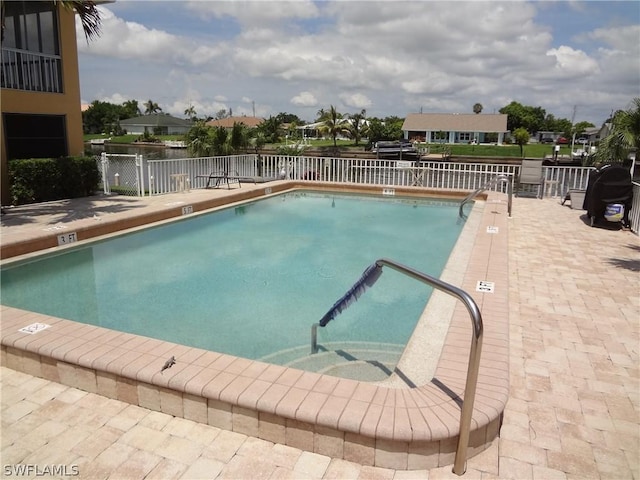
[459,173,513,219]
[312,258,483,476]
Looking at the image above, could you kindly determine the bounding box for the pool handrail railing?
[459,173,513,219]
[311,257,483,476]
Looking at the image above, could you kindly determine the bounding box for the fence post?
[136,154,144,197]
[100,152,111,194]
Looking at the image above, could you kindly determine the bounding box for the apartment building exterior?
[1,1,84,204]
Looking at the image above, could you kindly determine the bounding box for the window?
[1,2,62,92]
[2,1,59,54]
[458,132,472,142]
[431,131,447,142]
[3,113,68,159]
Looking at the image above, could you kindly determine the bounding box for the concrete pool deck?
[1,185,639,478]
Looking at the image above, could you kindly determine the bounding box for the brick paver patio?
[1,193,638,479]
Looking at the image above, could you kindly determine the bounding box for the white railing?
[252,155,520,192]
[108,154,600,198]
[542,165,594,199]
[631,183,640,235]
[142,155,597,198]
[1,47,62,92]
[100,154,640,233]
[147,155,256,195]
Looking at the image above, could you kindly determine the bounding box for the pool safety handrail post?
[459,173,513,219]
[312,258,483,475]
[373,259,483,476]
[311,323,319,354]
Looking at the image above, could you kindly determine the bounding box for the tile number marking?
[19,323,51,334]
[181,205,193,215]
[476,280,495,293]
[382,188,395,196]
[486,226,499,234]
[57,232,77,245]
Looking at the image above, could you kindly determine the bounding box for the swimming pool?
[1,191,466,376]
[0,184,511,469]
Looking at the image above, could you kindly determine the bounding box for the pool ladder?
[459,174,513,219]
[311,258,483,476]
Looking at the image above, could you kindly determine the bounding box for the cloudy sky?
[77,0,640,126]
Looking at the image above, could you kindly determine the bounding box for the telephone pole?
[570,105,577,154]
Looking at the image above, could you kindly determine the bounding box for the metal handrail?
[459,174,513,218]
[312,258,483,475]
[374,259,483,476]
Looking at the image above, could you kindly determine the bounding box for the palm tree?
[346,109,369,146]
[185,121,214,157]
[212,126,231,156]
[594,98,640,166]
[250,131,266,154]
[184,104,197,121]
[473,103,483,114]
[256,116,282,144]
[318,105,349,147]
[144,100,161,115]
[122,100,141,118]
[316,108,327,122]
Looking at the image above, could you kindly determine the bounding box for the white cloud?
[77,2,640,124]
[291,91,318,107]
[185,0,320,26]
[339,93,372,110]
[546,46,601,77]
[77,7,223,68]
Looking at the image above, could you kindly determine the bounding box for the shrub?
[8,156,100,205]
[276,143,308,156]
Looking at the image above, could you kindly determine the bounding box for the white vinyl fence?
[97,153,639,234]
[631,183,640,234]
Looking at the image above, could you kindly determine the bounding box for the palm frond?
[58,1,102,42]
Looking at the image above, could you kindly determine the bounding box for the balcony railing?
[1,47,62,93]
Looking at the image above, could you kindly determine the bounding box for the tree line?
[499,101,595,138]
[84,97,635,163]
[181,107,406,157]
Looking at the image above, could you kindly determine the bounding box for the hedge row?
[8,156,100,206]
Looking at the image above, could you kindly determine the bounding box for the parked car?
[556,137,569,144]
[540,138,554,144]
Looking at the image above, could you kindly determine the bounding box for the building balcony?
[1,47,63,93]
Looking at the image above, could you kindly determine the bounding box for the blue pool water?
[1,191,466,363]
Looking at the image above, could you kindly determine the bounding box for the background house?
[119,114,193,135]
[205,116,264,129]
[1,1,85,204]
[402,113,508,144]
